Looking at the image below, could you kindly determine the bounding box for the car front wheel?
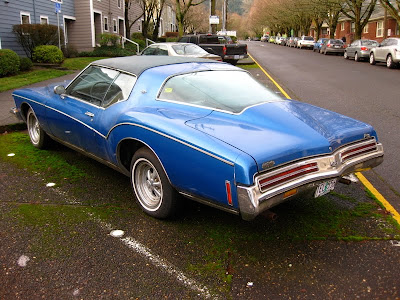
[131,147,181,219]
[344,51,348,59]
[370,53,376,65]
[354,52,359,62]
[27,108,49,149]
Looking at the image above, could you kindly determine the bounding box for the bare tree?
[125,0,144,39]
[380,0,400,23]
[176,0,207,37]
[341,0,377,40]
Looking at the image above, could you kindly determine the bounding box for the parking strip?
[248,52,400,227]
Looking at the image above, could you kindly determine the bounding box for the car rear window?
[304,36,314,41]
[199,35,219,44]
[158,70,283,114]
[331,40,343,44]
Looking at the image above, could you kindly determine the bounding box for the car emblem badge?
[262,161,275,170]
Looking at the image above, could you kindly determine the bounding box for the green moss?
[239,63,259,70]
[0,132,87,184]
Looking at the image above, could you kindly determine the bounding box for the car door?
[349,40,358,57]
[46,66,123,159]
[375,39,388,61]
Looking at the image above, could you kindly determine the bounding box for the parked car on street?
[296,36,315,49]
[313,38,328,52]
[369,37,400,68]
[320,39,346,55]
[261,35,269,42]
[141,43,222,61]
[178,34,248,65]
[11,56,384,221]
[280,37,287,46]
[286,37,298,47]
[344,39,379,61]
[269,36,276,43]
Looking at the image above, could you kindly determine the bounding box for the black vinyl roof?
[91,56,219,76]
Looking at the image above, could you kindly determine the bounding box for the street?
[247,41,400,214]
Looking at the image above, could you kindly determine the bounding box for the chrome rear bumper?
[237,143,384,221]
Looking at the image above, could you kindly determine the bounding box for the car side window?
[380,40,388,46]
[189,36,197,43]
[102,73,137,108]
[66,66,118,106]
[156,45,168,55]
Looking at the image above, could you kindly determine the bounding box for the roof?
[91,56,218,76]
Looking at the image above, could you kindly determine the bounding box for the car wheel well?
[118,139,148,173]
[20,103,31,122]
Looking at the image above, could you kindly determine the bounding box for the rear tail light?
[327,44,331,47]
[225,180,233,206]
[340,141,378,162]
[258,162,319,191]
[223,46,227,56]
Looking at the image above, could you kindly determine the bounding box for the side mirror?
[54,85,66,95]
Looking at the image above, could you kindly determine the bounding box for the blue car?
[11,56,384,220]
[313,38,328,52]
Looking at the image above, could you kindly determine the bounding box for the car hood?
[185,100,376,171]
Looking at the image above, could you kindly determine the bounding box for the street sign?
[55,2,61,13]
[51,0,63,3]
[209,16,219,25]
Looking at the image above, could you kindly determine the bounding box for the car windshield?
[362,40,379,46]
[172,44,207,55]
[158,70,283,114]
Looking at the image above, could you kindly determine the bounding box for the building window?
[104,16,109,31]
[351,22,355,33]
[20,12,31,24]
[40,16,49,25]
[322,28,328,35]
[113,19,117,33]
[363,23,369,33]
[341,22,345,31]
[118,0,122,8]
[376,21,383,37]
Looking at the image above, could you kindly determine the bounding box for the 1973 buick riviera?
[11,56,384,220]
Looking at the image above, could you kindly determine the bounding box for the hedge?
[0,49,20,77]
[32,45,64,64]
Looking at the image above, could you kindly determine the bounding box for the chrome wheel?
[386,55,394,68]
[354,52,359,62]
[26,108,48,149]
[370,53,376,65]
[344,51,348,59]
[27,110,40,145]
[133,158,163,211]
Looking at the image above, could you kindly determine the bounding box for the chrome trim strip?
[259,165,319,189]
[108,122,235,166]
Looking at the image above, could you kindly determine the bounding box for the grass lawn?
[61,57,106,70]
[0,57,106,93]
[0,69,73,92]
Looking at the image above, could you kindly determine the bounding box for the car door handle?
[85,111,94,117]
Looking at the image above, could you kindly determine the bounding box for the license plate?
[314,179,336,198]
[334,45,340,48]
[234,55,244,59]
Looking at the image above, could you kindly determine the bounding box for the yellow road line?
[356,173,400,225]
[248,53,291,99]
[249,52,400,226]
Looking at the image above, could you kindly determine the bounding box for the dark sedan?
[344,39,379,61]
[320,39,346,55]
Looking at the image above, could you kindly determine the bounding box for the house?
[0,0,75,56]
[336,4,399,43]
[0,0,139,55]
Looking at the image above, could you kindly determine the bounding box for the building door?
[94,12,102,46]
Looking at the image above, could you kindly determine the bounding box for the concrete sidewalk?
[0,71,79,126]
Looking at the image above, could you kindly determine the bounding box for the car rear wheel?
[386,54,396,68]
[26,108,50,149]
[131,147,181,219]
[369,53,376,65]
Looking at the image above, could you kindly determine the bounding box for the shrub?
[32,45,64,64]
[131,32,145,40]
[0,49,20,77]
[79,46,134,57]
[99,33,120,47]
[19,57,33,71]
[165,32,179,38]
[166,37,179,42]
[62,44,79,58]
[13,24,64,58]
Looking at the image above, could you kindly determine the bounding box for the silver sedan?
[369,38,400,68]
[344,39,379,62]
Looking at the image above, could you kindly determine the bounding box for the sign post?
[55,2,62,49]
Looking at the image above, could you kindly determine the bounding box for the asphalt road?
[247,41,400,212]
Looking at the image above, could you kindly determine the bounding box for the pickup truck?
[178,34,248,65]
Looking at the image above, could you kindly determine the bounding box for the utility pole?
[210,0,216,34]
